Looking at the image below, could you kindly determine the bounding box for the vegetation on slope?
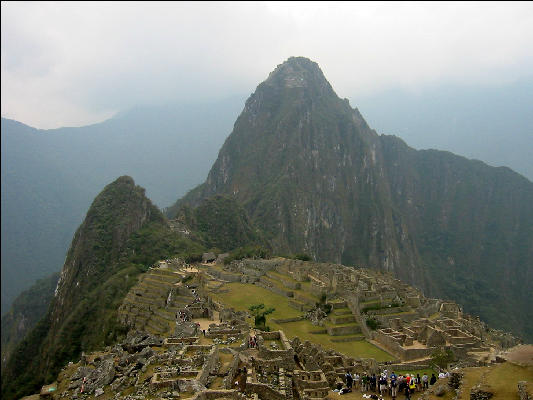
[1,177,205,400]
[175,195,267,252]
[1,272,59,368]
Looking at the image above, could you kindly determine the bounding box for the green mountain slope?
[174,195,266,252]
[170,57,533,341]
[1,176,205,400]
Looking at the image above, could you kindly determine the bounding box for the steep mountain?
[171,57,533,341]
[1,97,243,313]
[1,176,205,399]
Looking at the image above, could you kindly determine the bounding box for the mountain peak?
[264,56,332,91]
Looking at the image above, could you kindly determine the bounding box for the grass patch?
[211,282,394,361]
[454,362,533,400]
[211,282,302,321]
[486,362,533,398]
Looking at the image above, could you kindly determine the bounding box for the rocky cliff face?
[171,57,533,340]
[172,57,423,279]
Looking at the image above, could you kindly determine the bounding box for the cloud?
[2,1,533,128]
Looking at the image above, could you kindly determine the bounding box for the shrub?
[223,246,271,265]
[366,318,381,330]
[431,348,455,369]
[294,253,311,261]
[184,253,203,263]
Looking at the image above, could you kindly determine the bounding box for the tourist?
[390,376,398,399]
[370,373,377,392]
[409,376,416,394]
[362,373,368,392]
[430,373,437,385]
[415,373,421,391]
[422,373,429,389]
[353,372,360,390]
[379,374,387,396]
[404,384,411,400]
[346,371,353,389]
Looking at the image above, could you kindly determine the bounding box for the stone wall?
[197,346,219,386]
[518,381,531,400]
[373,330,432,361]
[223,350,241,389]
[190,389,240,400]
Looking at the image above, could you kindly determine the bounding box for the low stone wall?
[387,362,430,370]
[272,316,304,324]
[376,312,419,325]
[163,337,198,345]
[366,306,409,316]
[280,280,301,290]
[418,299,441,318]
[517,381,531,400]
[309,282,327,298]
[288,300,313,312]
[245,378,286,400]
[190,389,240,400]
[223,351,240,389]
[293,292,317,307]
[197,346,219,386]
[330,336,365,343]
[207,267,242,282]
[374,330,433,361]
[256,280,293,298]
[326,324,361,336]
[329,314,356,324]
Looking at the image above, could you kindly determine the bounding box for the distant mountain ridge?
[172,57,533,341]
[1,97,243,313]
[356,78,533,182]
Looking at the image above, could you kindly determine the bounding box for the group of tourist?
[248,335,258,348]
[176,310,190,322]
[337,370,441,399]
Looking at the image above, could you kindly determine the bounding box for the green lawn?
[211,282,302,321]
[211,282,394,362]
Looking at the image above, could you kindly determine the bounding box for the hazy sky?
[2,1,533,129]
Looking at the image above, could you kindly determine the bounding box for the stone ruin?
[36,258,523,400]
[212,257,520,367]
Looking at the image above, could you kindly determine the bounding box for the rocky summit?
[170,56,533,342]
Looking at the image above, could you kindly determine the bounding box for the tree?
[431,347,455,369]
[248,304,275,330]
